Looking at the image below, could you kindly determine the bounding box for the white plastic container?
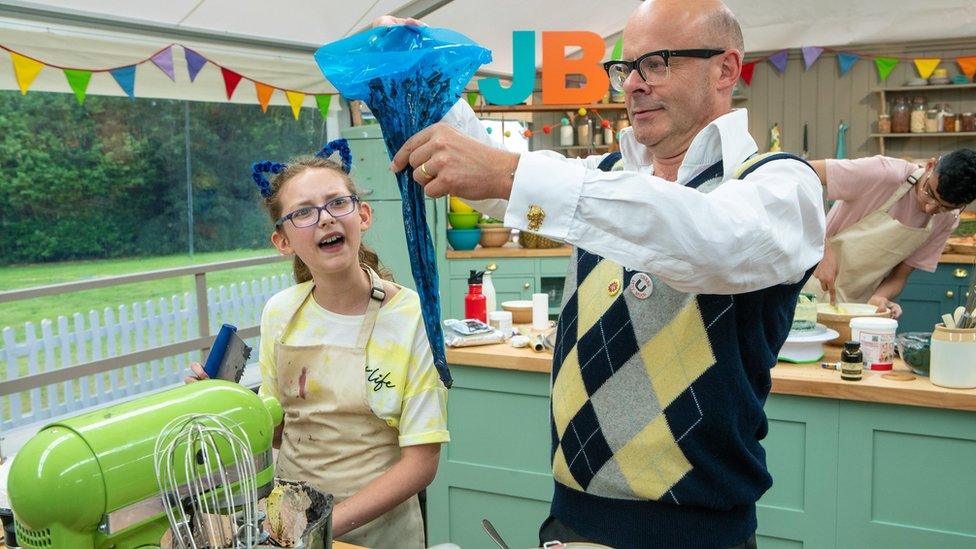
[488,310,513,338]
[850,317,898,371]
[930,324,976,389]
[482,271,496,314]
[559,124,574,147]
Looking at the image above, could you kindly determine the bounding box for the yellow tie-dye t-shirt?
[258,281,449,447]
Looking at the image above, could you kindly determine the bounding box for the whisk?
[153,414,263,548]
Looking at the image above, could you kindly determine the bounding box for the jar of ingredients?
[910,96,928,133]
[925,109,939,133]
[559,119,574,147]
[603,125,615,145]
[936,103,953,132]
[962,112,976,132]
[877,114,891,134]
[575,114,593,148]
[943,113,958,133]
[890,96,910,133]
[841,340,863,382]
[614,112,630,134]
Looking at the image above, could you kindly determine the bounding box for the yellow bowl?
[449,196,475,213]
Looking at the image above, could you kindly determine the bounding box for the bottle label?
[841,360,863,380]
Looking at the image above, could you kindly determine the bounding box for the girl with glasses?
[188,142,447,549]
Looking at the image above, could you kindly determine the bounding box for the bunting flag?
[768,50,788,73]
[63,69,92,104]
[874,57,899,81]
[740,60,756,86]
[466,91,479,107]
[255,82,275,113]
[221,67,243,99]
[285,90,304,119]
[802,46,823,70]
[150,46,176,81]
[612,37,624,61]
[837,52,860,76]
[315,94,333,119]
[913,58,941,79]
[10,52,44,95]
[110,65,136,98]
[184,47,208,82]
[956,56,976,80]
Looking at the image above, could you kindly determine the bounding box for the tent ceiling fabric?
[2,0,976,101]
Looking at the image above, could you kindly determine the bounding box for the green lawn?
[0,249,293,337]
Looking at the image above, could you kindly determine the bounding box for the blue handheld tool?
[203,324,251,382]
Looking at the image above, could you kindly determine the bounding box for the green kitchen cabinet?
[898,262,974,332]
[425,365,976,549]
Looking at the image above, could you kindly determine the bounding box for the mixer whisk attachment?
[153,414,264,548]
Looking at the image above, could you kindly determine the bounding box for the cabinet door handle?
[523,282,531,289]
[486,263,498,272]
[946,290,955,299]
[955,268,970,279]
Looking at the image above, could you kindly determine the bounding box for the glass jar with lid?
[936,103,953,132]
[877,114,891,134]
[575,112,593,148]
[962,112,976,133]
[910,96,928,133]
[925,109,939,133]
[890,96,910,134]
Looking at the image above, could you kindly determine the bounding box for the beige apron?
[274,268,425,549]
[810,171,933,304]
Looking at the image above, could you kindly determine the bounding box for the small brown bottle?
[841,340,863,381]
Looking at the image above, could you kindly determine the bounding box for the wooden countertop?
[940,253,976,264]
[446,245,572,259]
[446,341,976,412]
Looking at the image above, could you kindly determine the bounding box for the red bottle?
[464,270,487,323]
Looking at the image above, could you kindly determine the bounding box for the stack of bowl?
[447,197,481,251]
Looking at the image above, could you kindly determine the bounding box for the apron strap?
[879,171,922,213]
[355,267,386,350]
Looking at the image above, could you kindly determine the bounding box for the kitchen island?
[425,340,976,549]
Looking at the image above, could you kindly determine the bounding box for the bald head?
[627,0,743,53]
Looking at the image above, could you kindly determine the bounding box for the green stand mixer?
[7,381,284,548]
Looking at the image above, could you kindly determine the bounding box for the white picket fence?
[0,273,292,430]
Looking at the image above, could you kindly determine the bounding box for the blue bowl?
[447,228,481,251]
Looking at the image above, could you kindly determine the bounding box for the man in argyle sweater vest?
[547,154,815,549]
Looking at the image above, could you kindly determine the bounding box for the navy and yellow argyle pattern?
[551,247,727,502]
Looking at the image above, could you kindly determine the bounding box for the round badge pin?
[607,279,621,297]
[629,273,653,299]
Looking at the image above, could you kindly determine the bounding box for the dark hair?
[261,155,393,284]
[935,148,976,206]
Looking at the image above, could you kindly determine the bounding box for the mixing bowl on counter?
[817,302,892,345]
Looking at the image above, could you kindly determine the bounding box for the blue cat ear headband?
[252,138,353,198]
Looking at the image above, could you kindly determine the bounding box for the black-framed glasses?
[275,195,360,228]
[603,49,726,91]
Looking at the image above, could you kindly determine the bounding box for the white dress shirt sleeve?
[507,152,825,295]
[437,100,606,221]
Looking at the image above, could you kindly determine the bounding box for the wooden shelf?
[476,103,626,113]
[873,83,976,93]
[872,132,976,138]
[446,245,572,259]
